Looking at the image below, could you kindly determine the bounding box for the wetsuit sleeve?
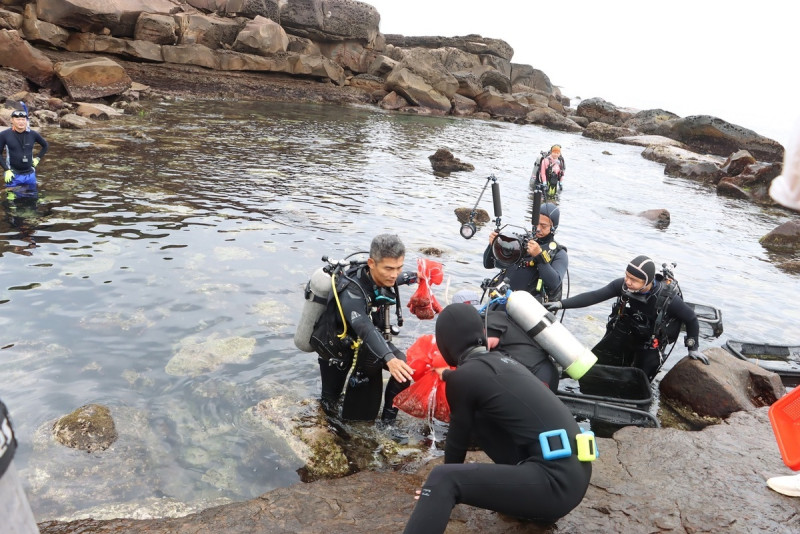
[535,246,567,292]
[560,278,622,309]
[33,131,48,159]
[442,369,477,464]
[483,242,496,269]
[338,284,395,362]
[0,131,9,171]
[668,297,700,347]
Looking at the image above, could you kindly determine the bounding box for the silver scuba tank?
[505,290,597,379]
[294,266,332,352]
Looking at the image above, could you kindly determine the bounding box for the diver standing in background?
[1,105,48,200]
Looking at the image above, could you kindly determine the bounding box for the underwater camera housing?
[490,231,532,269]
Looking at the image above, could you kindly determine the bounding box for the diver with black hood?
[483,202,566,303]
[545,255,706,381]
[403,303,591,534]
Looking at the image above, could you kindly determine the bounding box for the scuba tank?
[294,266,334,352]
[505,290,597,379]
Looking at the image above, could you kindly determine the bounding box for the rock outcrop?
[37,408,800,534]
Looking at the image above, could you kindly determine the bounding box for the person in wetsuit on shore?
[402,303,591,534]
[545,255,707,381]
[310,234,415,424]
[483,203,567,304]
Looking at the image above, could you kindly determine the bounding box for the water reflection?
[0,100,797,520]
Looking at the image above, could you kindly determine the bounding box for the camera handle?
[460,175,502,239]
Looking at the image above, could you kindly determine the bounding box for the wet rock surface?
[37,408,800,534]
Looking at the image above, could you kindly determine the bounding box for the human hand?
[4,170,13,183]
[688,350,709,365]
[32,157,40,168]
[527,240,542,256]
[544,301,562,312]
[387,357,414,383]
[433,366,449,379]
[488,231,498,244]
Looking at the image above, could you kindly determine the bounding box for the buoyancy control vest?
[608,273,682,351]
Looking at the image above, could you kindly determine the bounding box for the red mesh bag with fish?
[407,259,444,320]
[393,334,453,422]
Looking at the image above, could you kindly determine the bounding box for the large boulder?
[0,29,55,87]
[185,0,281,21]
[134,12,178,45]
[317,39,375,73]
[54,56,132,99]
[35,0,179,38]
[21,4,71,49]
[576,97,634,126]
[759,219,800,253]
[621,108,679,135]
[0,7,24,30]
[525,107,583,132]
[716,161,782,201]
[510,63,553,93]
[583,121,636,142]
[474,86,527,119]
[385,48,458,112]
[280,0,379,43]
[665,115,785,163]
[233,15,289,56]
[162,43,219,69]
[383,34,514,62]
[66,33,164,62]
[175,13,246,50]
[659,348,784,429]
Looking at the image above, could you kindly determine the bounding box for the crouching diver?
[310,234,415,424]
[545,255,706,381]
[403,303,591,534]
[483,203,566,304]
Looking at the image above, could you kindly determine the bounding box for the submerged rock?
[52,404,117,452]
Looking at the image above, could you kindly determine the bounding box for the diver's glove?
[688,350,709,365]
[32,157,40,168]
[544,301,562,312]
[4,169,13,183]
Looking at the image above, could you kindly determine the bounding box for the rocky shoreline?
[2,1,799,531]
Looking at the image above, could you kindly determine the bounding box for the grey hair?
[370,234,405,262]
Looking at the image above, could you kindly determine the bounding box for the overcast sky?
[365,0,799,144]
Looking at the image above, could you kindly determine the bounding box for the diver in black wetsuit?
[452,289,559,391]
[403,304,591,534]
[310,234,414,423]
[483,203,567,303]
[545,255,707,381]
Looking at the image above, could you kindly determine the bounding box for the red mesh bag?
[393,334,453,422]
[408,259,444,320]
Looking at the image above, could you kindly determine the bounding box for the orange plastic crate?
[769,387,800,470]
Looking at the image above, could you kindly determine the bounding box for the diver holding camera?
[482,202,567,305]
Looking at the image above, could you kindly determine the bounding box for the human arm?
[667,297,706,363]
[483,231,498,269]
[33,131,48,160]
[559,278,622,310]
[529,243,567,295]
